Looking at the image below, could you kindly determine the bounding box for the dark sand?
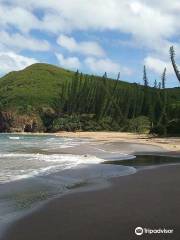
[2,164,180,240]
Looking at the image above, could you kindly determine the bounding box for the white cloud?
[143,0,180,13]
[144,56,174,75]
[85,57,132,75]
[57,34,105,57]
[40,13,69,34]
[1,1,178,49]
[56,53,81,70]
[0,52,37,73]
[1,0,180,81]
[0,31,50,52]
[0,4,40,33]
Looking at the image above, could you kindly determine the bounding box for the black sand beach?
[2,164,180,240]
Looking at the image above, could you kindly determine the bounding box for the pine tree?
[170,46,180,83]
[155,68,168,135]
[143,65,148,87]
[162,68,166,89]
[103,72,107,78]
[158,82,161,89]
[154,79,158,88]
[142,65,150,117]
[52,61,177,134]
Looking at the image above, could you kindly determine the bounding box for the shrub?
[52,115,81,132]
[126,116,151,133]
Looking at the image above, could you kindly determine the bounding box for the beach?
[56,131,180,152]
[1,133,180,240]
[2,165,180,240]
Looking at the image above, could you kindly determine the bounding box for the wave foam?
[0,152,136,184]
[8,137,20,140]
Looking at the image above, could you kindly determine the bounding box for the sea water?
[0,134,137,184]
[0,134,136,234]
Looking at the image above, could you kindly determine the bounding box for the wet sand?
[2,164,180,240]
[56,131,180,152]
[1,138,180,240]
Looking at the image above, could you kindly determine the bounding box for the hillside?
[0,63,136,110]
[0,63,74,110]
[0,63,179,134]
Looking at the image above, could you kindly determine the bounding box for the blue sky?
[0,0,180,87]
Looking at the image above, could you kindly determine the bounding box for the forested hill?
[0,63,135,110]
[0,63,180,135]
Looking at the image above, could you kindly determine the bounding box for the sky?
[0,0,180,87]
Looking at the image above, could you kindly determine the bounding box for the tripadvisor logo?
[135,227,143,236]
[135,227,174,236]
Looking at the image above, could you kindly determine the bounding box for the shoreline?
[1,134,180,240]
[2,131,180,152]
[2,164,180,240]
[55,131,180,152]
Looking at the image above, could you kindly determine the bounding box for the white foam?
[0,154,102,183]
[5,166,59,183]
[0,153,36,158]
[8,137,20,140]
[0,152,135,184]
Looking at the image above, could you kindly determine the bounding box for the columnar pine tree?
[162,68,166,89]
[53,57,178,134]
[142,65,150,117]
[143,65,148,87]
[170,46,180,83]
[154,79,158,88]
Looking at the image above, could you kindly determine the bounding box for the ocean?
[0,134,136,234]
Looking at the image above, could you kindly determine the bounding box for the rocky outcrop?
[0,111,44,133]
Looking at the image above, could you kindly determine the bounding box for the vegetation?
[0,47,180,135]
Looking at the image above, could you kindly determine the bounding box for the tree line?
[51,46,180,135]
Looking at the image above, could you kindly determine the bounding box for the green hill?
[0,63,74,109]
[0,63,138,110]
[0,63,179,134]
